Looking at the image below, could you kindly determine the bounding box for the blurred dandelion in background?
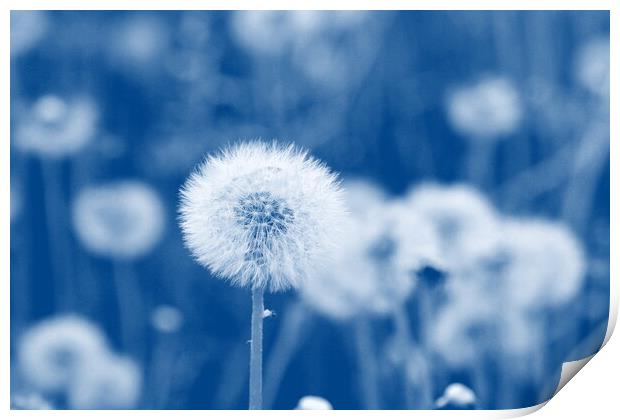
[446,76,523,142]
[11,393,53,410]
[295,395,333,410]
[17,315,108,394]
[435,383,477,409]
[10,10,49,57]
[574,37,610,98]
[151,305,184,334]
[14,95,98,159]
[67,354,142,409]
[72,181,165,260]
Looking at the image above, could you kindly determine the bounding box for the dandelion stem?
[249,286,264,410]
[353,318,381,409]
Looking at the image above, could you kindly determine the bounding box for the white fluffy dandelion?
[179,141,346,409]
[67,354,142,409]
[72,181,165,260]
[14,94,98,159]
[446,76,522,141]
[435,383,477,408]
[295,395,333,410]
[179,141,345,292]
[17,315,108,393]
[497,219,586,309]
[302,199,440,320]
[406,183,500,270]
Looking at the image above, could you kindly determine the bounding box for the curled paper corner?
[553,355,595,397]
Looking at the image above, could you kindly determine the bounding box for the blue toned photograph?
[10,10,610,410]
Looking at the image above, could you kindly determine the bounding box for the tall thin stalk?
[249,287,264,410]
[353,318,381,409]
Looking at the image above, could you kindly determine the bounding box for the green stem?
[249,287,264,410]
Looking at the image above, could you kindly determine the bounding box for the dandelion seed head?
[67,354,142,409]
[498,219,586,309]
[73,181,165,260]
[230,11,323,56]
[302,196,439,320]
[14,95,98,159]
[446,76,522,141]
[429,295,498,367]
[406,184,500,270]
[17,315,108,393]
[435,383,477,408]
[296,395,333,410]
[179,141,346,292]
[574,37,609,97]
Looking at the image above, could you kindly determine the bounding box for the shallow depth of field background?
[10,11,610,410]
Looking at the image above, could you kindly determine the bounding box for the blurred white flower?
[429,293,495,367]
[150,305,184,333]
[179,141,346,292]
[72,181,165,259]
[18,315,108,393]
[106,15,169,72]
[574,37,609,97]
[497,219,586,309]
[446,76,523,141]
[11,392,53,410]
[14,94,98,159]
[295,395,333,410]
[67,354,142,409]
[11,11,48,57]
[406,184,500,270]
[430,287,542,368]
[435,383,476,408]
[302,187,440,320]
[230,11,324,56]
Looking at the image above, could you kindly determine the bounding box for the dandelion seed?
[179,141,346,409]
[72,181,165,260]
[14,95,98,159]
[435,383,477,408]
[295,395,333,410]
[67,354,142,409]
[262,309,276,319]
[17,315,108,393]
[446,76,522,141]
